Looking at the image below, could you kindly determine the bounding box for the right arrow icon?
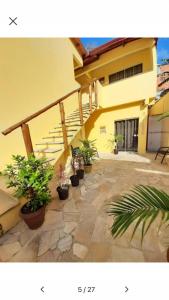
[125,286,129,293]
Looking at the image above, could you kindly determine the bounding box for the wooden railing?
[2,80,99,157]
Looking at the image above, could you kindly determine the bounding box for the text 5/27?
[78,287,96,294]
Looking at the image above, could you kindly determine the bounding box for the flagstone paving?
[0,153,169,262]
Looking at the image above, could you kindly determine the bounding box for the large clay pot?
[84,164,92,173]
[20,204,46,230]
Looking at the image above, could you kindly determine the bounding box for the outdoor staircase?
[33,102,97,164]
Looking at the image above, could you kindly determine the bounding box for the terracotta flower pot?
[84,164,92,173]
[20,204,46,230]
[57,186,69,200]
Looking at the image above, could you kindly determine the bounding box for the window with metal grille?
[109,63,143,84]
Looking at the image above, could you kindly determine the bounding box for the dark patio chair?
[155,147,169,164]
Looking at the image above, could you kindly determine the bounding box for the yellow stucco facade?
[76,38,157,154]
[0,38,82,170]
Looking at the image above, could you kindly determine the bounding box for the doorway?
[115,118,139,151]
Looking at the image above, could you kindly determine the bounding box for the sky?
[81,38,169,64]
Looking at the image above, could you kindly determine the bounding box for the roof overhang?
[70,38,88,58]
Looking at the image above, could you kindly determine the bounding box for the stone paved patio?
[0,153,169,262]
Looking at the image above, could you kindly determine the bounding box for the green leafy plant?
[79,139,97,165]
[3,155,54,212]
[107,185,169,244]
[109,134,123,150]
[80,138,96,148]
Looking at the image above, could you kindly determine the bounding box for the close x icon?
[9,17,18,26]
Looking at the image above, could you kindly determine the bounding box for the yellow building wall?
[85,101,148,154]
[149,93,169,147]
[100,69,156,108]
[76,39,157,154]
[94,44,156,108]
[76,39,157,107]
[0,38,81,170]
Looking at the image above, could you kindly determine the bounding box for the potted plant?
[109,134,123,154]
[79,139,96,173]
[3,154,53,230]
[107,185,169,262]
[57,164,69,200]
[72,154,84,180]
[70,157,80,186]
[76,158,84,179]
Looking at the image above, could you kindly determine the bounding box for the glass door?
[115,118,139,151]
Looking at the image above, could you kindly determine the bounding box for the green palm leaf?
[107,185,169,243]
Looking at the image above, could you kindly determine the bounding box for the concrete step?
[48,129,77,133]
[0,189,24,234]
[48,132,74,136]
[0,189,19,217]
[36,141,64,145]
[67,114,88,118]
[34,148,62,154]
[42,137,64,142]
[69,112,89,116]
[60,120,81,125]
[64,119,81,123]
[54,124,82,128]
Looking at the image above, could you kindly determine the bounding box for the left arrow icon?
[41,286,45,293]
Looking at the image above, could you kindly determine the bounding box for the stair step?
[83,103,96,106]
[49,129,77,133]
[42,137,64,142]
[66,115,88,120]
[48,132,74,136]
[36,141,64,145]
[61,120,81,124]
[64,119,81,123]
[54,124,82,129]
[34,148,62,153]
[0,189,19,216]
[69,112,89,116]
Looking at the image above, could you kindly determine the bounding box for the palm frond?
[107,185,169,243]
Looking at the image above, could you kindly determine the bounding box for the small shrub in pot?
[79,139,97,173]
[3,154,54,229]
[109,134,123,155]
